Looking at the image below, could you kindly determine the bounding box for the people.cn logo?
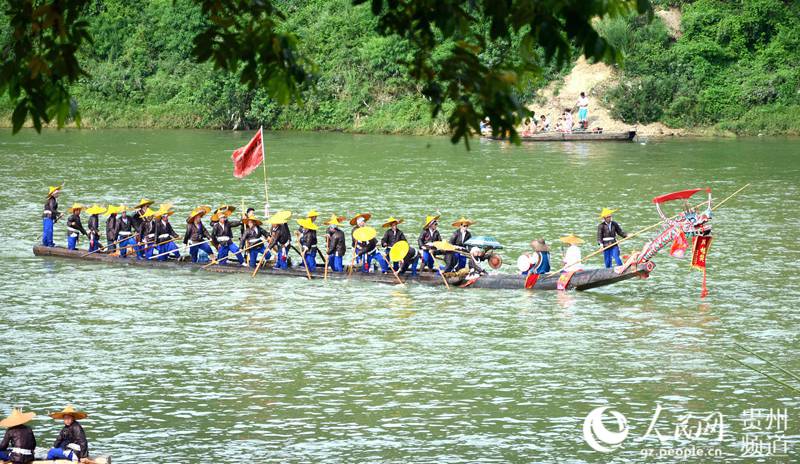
[582,406,629,453]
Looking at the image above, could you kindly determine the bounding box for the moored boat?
[32,245,653,291]
[487,130,636,142]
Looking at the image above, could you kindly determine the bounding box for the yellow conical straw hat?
[382,217,403,228]
[451,217,475,227]
[243,212,263,226]
[423,215,440,228]
[47,186,62,197]
[135,198,154,209]
[268,210,292,225]
[349,213,371,226]
[323,214,346,226]
[49,405,87,420]
[306,209,320,218]
[85,205,106,215]
[599,207,618,218]
[0,408,35,428]
[559,234,584,245]
[296,218,318,230]
[67,203,86,213]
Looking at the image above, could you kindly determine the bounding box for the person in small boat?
[184,207,213,263]
[65,203,88,251]
[539,114,550,132]
[560,234,584,272]
[268,216,291,270]
[418,215,441,272]
[46,405,88,462]
[154,207,180,260]
[241,213,270,268]
[597,207,627,268]
[576,91,589,130]
[521,239,551,275]
[297,218,318,272]
[85,205,106,253]
[466,246,487,279]
[444,217,473,272]
[211,206,244,265]
[114,205,136,257]
[324,215,346,272]
[42,185,61,247]
[563,108,573,132]
[130,199,154,259]
[380,217,405,272]
[0,408,36,463]
[104,205,119,254]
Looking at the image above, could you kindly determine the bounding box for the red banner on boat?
[691,235,712,269]
[231,129,264,178]
[557,271,576,291]
[652,187,710,204]
[670,231,688,258]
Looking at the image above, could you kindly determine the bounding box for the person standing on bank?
[576,91,589,130]
[0,408,36,463]
[597,208,627,268]
[65,203,88,251]
[46,405,88,462]
[42,185,62,247]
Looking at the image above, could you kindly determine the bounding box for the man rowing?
[140,207,158,259]
[184,206,213,263]
[560,234,584,272]
[211,206,244,265]
[154,207,180,260]
[241,213,270,268]
[444,217,473,272]
[380,217,405,273]
[65,203,88,251]
[324,214,346,272]
[114,205,136,257]
[268,212,292,270]
[85,205,106,252]
[42,185,61,247]
[350,213,382,272]
[297,217,319,272]
[46,405,88,462]
[418,215,441,272]
[104,205,119,253]
[131,199,155,259]
[0,408,36,463]
[596,207,627,268]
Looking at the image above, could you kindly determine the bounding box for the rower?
[85,205,107,253]
[46,405,88,462]
[211,206,244,265]
[379,217,405,272]
[42,185,61,247]
[241,213,270,268]
[114,205,136,257]
[398,246,420,276]
[597,207,627,268]
[324,214,346,272]
[65,203,88,251]
[131,199,155,259]
[140,207,158,259]
[269,214,292,270]
[306,209,319,225]
[239,207,256,252]
[104,205,119,253]
[521,239,551,275]
[560,234,584,272]
[0,408,36,463]
[183,206,213,263]
[418,215,441,271]
[154,207,180,260]
[444,217,473,272]
[296,217,318,272]
[350,213,380,272]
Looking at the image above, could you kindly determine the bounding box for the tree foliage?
[1,0,650,144]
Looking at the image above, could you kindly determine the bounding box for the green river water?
[1,130,799,463]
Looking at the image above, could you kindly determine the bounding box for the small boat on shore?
[487,130,636,142]
[30,458,109,464]
[32,245,654,291]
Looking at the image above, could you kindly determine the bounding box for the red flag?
[231,129,264,178]
[691,235,713,298]
[669,231,688,258]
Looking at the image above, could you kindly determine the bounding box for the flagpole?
[260,126,270,215]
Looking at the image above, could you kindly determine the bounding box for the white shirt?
[577,96,589,108]
[563,245,582,272]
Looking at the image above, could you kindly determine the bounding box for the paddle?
[292,232,312,280]
[385,240,408,286]
[203,239,262,269]
[151,238,212,261]
[80,234,136,257]
[251,236,277,277]
[546,184,751,276]
[349,226,377,277]
[429,240,461,289]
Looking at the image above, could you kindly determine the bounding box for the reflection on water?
[1,130,799,462]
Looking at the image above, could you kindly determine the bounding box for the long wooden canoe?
[29,457,109,464]
[487,130,636,142]
[32,245,654,291]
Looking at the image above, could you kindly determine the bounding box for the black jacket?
[88,214,100,235]
[355,238,378,256]
[53,421,88,459]
[130,209,148,234]
[597,220,627,246]
[241,225,270,249]
[183,221,211,245]
[43,196,59,220]
[66,213,88,236]
[114,214,134,237]
[105,215,117,242]
[381,229,406,248]
[211,219,241,245]
[327,228,346,256]
[299,228,317,252]
[271,223,291,248]
[418,228,441,249]
[141,219,156,242]
[449,229,472,248]
[0,424,36,463]
[155,219,179,242]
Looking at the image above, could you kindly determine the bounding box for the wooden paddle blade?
[431,240,456,252]
[389,240,409,262]
[353,226,377,242]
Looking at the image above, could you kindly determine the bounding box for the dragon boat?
[486,130,636,142]
[32,245,654,291]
